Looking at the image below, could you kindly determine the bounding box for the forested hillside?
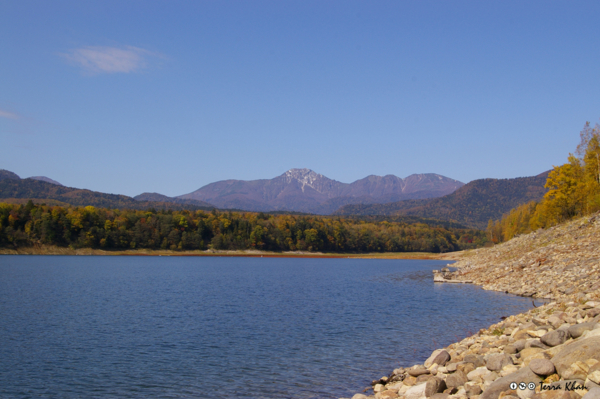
[0,178,214,211]
[487,121,600,243]
[0,202,486,253]
[335,172,549,229]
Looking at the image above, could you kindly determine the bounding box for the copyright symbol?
[528,382,536,390]
[510,382,517,390]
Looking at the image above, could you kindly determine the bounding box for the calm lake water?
[0,256,536,399]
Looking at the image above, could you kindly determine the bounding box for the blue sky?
[2,1,600,197]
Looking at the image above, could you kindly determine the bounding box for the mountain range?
[0,168,550,229]
[335,171,550,229]
[141,168,464,214]
[0,169,213,210]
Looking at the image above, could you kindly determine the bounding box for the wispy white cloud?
[0,109,19,119]
[62,45,161,74]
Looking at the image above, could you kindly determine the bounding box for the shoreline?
[344,213,600,399]
[0,245,453,260]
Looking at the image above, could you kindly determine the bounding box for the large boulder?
[480,366,541,399]
[583,387,600,399]
[551,337,600,378]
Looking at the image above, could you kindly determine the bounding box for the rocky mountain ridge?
[175,168,464,214]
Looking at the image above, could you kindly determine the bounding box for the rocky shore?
[343,212,600,399]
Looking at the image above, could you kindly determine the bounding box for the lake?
[0,256,536,398]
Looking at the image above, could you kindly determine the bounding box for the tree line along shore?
[0,203,486,254]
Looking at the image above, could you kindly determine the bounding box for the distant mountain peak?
[28,176,63,186]
[282,168,326,192]
[0,169,21,181]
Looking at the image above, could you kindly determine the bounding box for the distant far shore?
[0,245,463,260]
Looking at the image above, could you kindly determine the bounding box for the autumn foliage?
[0,203,485,253]
[487,121,600,243]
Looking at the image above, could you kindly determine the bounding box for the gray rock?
[529,359,556,376]
[588,309,600,318]
[533,317,547,326]
[406,382,428,399]
[408,366,430,377]
[464,354,486,368]
[514,340,528,352]
[505,344,518,354]
[541,330,569,347]
[446,362,461,372]
[445,370,468,389]
[430,394,449,399]
[429,350,451,367]
[480,366,541,399]
[569,323,596,339]
[548,315,564,329]
[527,340,550,350]
[486,354,514,371]
[465,383,482,397]
[552,337,600,377]
[583,387,600,399]
[425,377,447,397]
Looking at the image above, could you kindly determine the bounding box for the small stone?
[514,340,528,352]
[464,355,486,368]
[405,383,427,399]
[409,366,431,377]
[405,376,418,386]
[446,370,468,389]
[447,363,461,372]
[425,377,447,397]
[459,363,476,375]
[487,354,514,371]
[465,383,482,397]
[430,394,449,399]
[380,390,399,399]
[541,331,569,347]
[569,323,596,339]
[426,350,452,367]
[548,316,565,329]
[468,367,491,381]
[587,309,600,318]
[501,365,520,377]
[529,359,556,376]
